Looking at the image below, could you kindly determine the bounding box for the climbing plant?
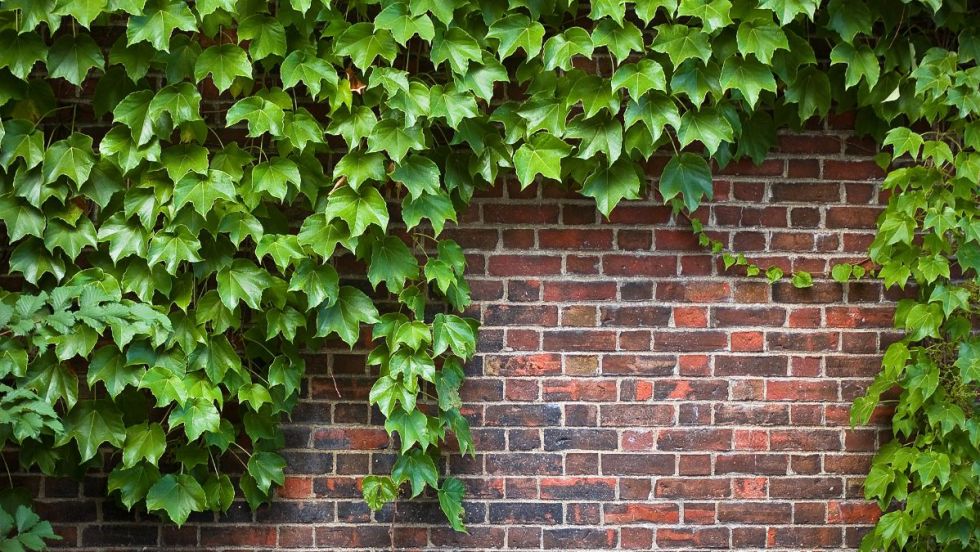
[0,0,977,549]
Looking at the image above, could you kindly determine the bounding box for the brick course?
[23,130,890,550]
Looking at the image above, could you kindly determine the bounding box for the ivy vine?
[0,0,976,550]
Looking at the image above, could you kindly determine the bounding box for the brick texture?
[23,130,892,550]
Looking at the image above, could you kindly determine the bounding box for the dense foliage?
[0,0,976,549]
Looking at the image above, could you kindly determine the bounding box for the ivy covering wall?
[0,0,977,550]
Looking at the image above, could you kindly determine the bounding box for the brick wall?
[25,126,896,550]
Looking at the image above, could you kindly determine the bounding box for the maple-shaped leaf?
[324,184,389,237]
[580,159,642,218]
[315,285,380,346]
[46,34,104,86]
[487,14,545,60]
[194,44,252,93]
[145,473,206,526]
[513,133,572,188]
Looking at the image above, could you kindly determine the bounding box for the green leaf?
[719,56,776,107]
[513,133,572,188]
[433,314,477,359]
[624,93,680,142]
[226,96,286,137]
[147,230,202,274]
[334,150,386,191]
[883,127,923,160]
[251,157,300,201]
[123,423,166,468]
[430,27,482,74]
[792,271,813,288]
[542,28,594,71]
[0,196,45,241]
[370,375,417,417]
[145,474,206,526]
[487,14,545,60]
[660,153,713,212]
[912,451,951,486]
[0,30,47,80]
[375,2,435,45]
[830,43,880,89]
[677,0,733,32]
[954,339,980,384]
[334,23,398,70]
[216,259,271,310]
[174,169,237,216]
[391,447,438,495]
[611,59,667,100]
[324,185,389,237]
[126,0,198,52]
[592,19,644,63]
[580,159,641,218]
[46,34,104,86]
[362,475,398,510]
[43,133,95,185]
[367,119,424,163]
[402,191,457,236]
[651,24,711,66]
[678,107,734,155]
[316,286,380,346]
[736,18,788,64]
[108,463,161,509]
[368,236,420,292]
[58,399,126,462]
[168,398,220,441]
[161,143,209,183]
[194,44,251,93]
[438,478,467,532]
[289,260,339,309]
[281,50,336,97]
[87,345,143,397]
[238,14,287,60]
[760,0,818,23]
[785,67,832,120]
[191,334,241,384]
[247,451,286,493]
[391,155,440,200]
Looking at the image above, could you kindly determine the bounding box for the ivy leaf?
[0,197,45,241]
[883,128,923,161]
[611,59,667,100]
[636,0,678,22]
[760,0,818,23]
[567,114,624,163]
[148,82,203,127]
[368,236,420,293]
[255,234,304,272]
[391,155,440,200]
[168,398,220,441]
[191,334,241,384]
[362,475,398,511]
[432,314,477,359]
[912,451,951,486]
[334,23,399,70]
[719,56,776,107]
[542,28,594,71]
[126,0,198,52]
[334,150,386,191]
[367,119,424,163]
[0,30,47,80]
[651,24,711,66]
[487,14,546,60]
[375,2,435,45]
[315,286,380,347]
[324,185,389,237]
[660,153,713,212]
[580,159,642,219]
[145,474,206,526]
[438,478,467,532]
[281,50,336,97]
[195,0,236,16]
[389,349,436,388]
[592,19,644,63]
[114,91,159,146]
[140,366,188,407]
[46,34,104,86]
[58,399,126,462]
[108,463,161,510]
[678,107,734,155]
[369,375,417,417]
[736,18,789,64]
[677,0,733,33]
[194,44,252,93]
[147,230,203,274]
[216,259,270,310]
[402,191,457,236]
[238,14,287,60]
[784,67,831,120]
[53,0,107,28]
[829,43,880,89]
[826,0,872,43]
[513,133,573,188]
[624,93,680,142]
[251,157,301,201]
[289,260,339,309]
[43,133,95,185]
[955,339,980,384]
[390,446,438,494]
[173,170,237,216]
[161,144,209,183]
[87,345,143,397]
[385,408,431,455]
[247,452,286,493]
[226,96,286,137]
[123,423,166,468]
[430,27,482,74]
